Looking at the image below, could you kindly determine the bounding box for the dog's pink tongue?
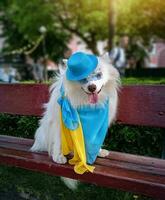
[88,93,98,104]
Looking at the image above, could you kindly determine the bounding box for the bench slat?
[0,84,49,116]
[1,135,165,169]
[0,135,165,198]
[106,151,165,169]
[0,139,165,176]
[0,84,165,127]
[118,85,165,128]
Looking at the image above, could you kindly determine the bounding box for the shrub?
[0,114,38,138]
[0,114,163,158]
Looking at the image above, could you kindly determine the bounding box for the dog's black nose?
[88,84,96,93]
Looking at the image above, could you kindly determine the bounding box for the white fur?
[31,54,120,189]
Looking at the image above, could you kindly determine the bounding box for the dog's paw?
[98,149,109,158]
[52,153,67,164]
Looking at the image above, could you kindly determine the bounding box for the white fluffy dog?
[31,53,120,187]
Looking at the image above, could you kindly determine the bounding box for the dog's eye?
[79,78,88,84]
[96,72,102,79]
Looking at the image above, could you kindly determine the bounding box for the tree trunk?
[88,42,99,55]
[108,0,116,51]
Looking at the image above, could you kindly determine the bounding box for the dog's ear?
[58,59,68,75]
[62,59,68,67]
[101,52,112,64]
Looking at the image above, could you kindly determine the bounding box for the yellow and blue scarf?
[58,86,109,174]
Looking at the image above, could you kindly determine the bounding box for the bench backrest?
[0,84,165,128]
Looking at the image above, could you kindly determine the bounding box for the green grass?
[0,165,152,200]
[22,77,165,85]
[122,77,165,85]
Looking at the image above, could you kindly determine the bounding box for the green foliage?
[54,0,109,54]
[0,0,69,60]
[8,0,54,40]
[105,125,163,158]
[122,77,165,85]
[0,114,38,138]
[1,0,165,56]
[116,0,165,41]
[0,0,109,56]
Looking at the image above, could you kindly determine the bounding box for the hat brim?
[66,54,98,81]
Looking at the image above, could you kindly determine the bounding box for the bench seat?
[0,135,165,199]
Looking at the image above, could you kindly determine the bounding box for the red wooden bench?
[0,84,165,199]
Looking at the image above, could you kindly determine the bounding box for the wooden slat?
[0,135,165,199]
[0,84,165,127]
[0,135,34,145]
[1,135,165,171]
[0,84,49,116]
[118,85,165,128]
[1,137,165,175]
[106,151,165,169]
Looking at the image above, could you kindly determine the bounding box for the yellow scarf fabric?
[60,111,95,174]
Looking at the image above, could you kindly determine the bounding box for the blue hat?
[66,52,98,81]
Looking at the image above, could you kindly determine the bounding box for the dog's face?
[63,54,120,107]
[78,66,106,104]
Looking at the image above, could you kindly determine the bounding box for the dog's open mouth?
[81,87,102,104]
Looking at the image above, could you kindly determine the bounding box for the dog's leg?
[44,97,67,164]
[98,148,109,157]
[31,117,48,152]
[32,80,67,164]
[51,116,67,164]
[109,89,118,125]
[99,89,118,158]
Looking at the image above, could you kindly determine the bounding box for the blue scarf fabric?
[58,86,109,164]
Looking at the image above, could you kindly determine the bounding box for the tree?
[0,0,69,61]
[116,0,165,42]
[53,0,109,54]
[1,0,165,58]
[108,0,116,50]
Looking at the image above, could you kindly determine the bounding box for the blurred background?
[0,1,165,199]
[0,0,165,83]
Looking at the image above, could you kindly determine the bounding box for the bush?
[0,114,163,158]
[106,125,163,158]
[0,114,39,138]
[125,68,165,78]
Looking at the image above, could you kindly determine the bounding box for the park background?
[0,0,165,200]
[0,0,165,82]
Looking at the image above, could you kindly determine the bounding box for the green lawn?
[0,165,151,200]
[122,77,165,85]
[23,77,165,85]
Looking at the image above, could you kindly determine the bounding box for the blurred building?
[149,40,165,68]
